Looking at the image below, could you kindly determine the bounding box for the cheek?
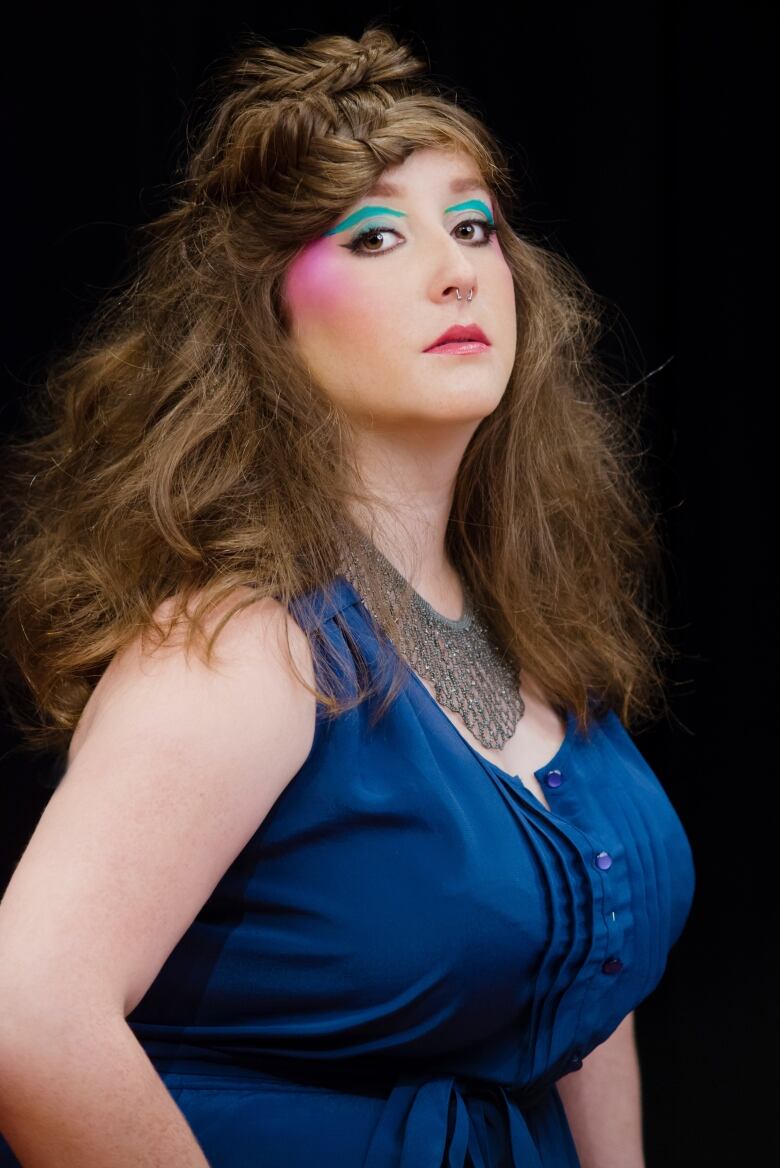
[284,240,378,342]
[494,254,517,336]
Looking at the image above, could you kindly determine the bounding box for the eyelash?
[344,218,498,258]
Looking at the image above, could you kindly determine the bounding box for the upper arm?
[0,588,317,1030]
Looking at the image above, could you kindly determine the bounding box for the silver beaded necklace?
[336,523,525,750]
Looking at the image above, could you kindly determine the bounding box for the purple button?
[602,956,623,975]
[595,850,613,870]
[544,768,564,788]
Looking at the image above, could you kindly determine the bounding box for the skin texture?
[556,1011,646,1168]
[281,147,568,799]
[282,147,646,1166]
[281,146,517,595]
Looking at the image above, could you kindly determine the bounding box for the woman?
[0,25,695,1168]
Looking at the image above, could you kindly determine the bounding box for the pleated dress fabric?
[0,575,696,1167]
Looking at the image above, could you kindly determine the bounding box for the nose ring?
[455,288,473,301]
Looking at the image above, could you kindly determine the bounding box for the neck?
[343,428,473,621]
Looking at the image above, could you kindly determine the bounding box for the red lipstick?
[423,323,491,354]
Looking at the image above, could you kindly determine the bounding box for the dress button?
[567,1052,583,1069]
[602,956,623,975]
[595,850,613,870]
[544,768,564,788]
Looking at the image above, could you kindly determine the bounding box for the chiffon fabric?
[0,575,695,1166]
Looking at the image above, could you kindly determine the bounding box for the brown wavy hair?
[0,23,677,761]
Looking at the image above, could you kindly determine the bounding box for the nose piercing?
[455,288,473,301]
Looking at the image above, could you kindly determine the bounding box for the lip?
[423,323,491,351]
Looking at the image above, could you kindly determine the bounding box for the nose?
[427,234,479,305]
[439,272,477,304]
[445,263,478,303]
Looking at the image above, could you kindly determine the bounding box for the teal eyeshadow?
[322,197,494,237]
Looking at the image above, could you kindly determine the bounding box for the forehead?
[363,173,491,199]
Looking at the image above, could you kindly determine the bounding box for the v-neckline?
[402,660,576,819]
[335,573,577,820]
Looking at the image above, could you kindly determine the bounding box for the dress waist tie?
[361,1072,552,1168]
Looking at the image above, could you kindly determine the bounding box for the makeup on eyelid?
[323,198,495,237]
[279,156,517,429]
[284,170,504,319]
[284,196,497,314]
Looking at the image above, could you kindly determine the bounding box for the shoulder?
[0,587,319,1024]
[68,584,316,768]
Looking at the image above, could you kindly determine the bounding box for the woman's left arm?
[555,1011,645,1168]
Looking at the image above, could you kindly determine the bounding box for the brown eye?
[343,218,497,258]
[343,225,402,256]
[360,229,390,252]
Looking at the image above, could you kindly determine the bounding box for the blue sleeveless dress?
[0,575,696,1167]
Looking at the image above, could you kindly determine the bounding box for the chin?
[411,401,500,428]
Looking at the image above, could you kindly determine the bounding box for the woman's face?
[281,148,517,433]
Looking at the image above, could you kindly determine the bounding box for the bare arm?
[556,1012,645,1168]
[0,1013,210,1167]
[0,588,316,1166]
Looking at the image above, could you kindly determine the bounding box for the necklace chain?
[336,527,524,749]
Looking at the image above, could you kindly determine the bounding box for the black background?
[1,4,772,1164]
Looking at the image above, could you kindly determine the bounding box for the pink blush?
[283,239,351,315]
